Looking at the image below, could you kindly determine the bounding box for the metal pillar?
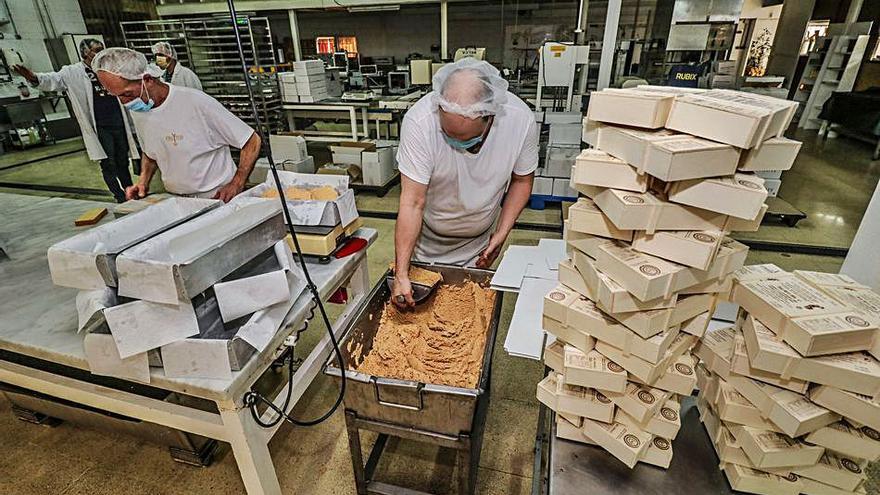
[288,9,302,62]
[441,0,449,60]
[597,0,622,90]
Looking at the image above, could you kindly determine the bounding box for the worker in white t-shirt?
[392,58,538,307]
[91,47,260,202]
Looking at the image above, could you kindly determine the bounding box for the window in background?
[316,36,336,55]
[338,36,359,57]
[801,20,830,55]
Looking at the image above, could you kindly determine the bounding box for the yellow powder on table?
[353,281,496,389]
[309,185,339,201]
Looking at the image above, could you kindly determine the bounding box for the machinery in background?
[535,42,590,112]
[454,47,485,61]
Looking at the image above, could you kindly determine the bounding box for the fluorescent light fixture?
[348,5,400,12]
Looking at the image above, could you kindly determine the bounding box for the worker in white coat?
[91,48,260,203]
[151,42,203,91]
[391,58,538,307]
[13,38,139,203]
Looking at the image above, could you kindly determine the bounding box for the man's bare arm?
[476,172,534,268]
[393,175,428,306]
[216,131,260,202]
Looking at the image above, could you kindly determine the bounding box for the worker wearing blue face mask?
[392,58,538,307]
[91,47,260,203]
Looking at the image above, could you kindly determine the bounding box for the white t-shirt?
[131,85,254,195]
[396,90,538,264]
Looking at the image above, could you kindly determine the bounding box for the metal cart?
[326,265,503,495]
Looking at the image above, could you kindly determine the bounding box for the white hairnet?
[151,41,177,59]
[431,58,508,119]
[92,47,162,80]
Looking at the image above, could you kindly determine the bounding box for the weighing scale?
[286,216,364,262]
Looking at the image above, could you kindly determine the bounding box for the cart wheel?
[319,255,332,264]
[786,217,799,227]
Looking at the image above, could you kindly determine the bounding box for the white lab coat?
[169,64,203,91]
[36,62,140,162]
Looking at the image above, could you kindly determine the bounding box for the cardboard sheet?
[161,339,233,380]
[75,288,116,332]
[104,299,200,358]
[504,277,557,359]
[214,270,291,323]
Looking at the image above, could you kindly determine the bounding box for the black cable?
[225,0,347,427]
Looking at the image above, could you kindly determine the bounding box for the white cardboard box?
[558,259,591,297]
[549,123,582,146]
[563,347,628,392]
[564,291,680,363]
[616,398,681,439]
[693,325,734,379]
[730,425,825,469]
[567,199,634,241]
[552,178,577,198]
[587,89,675,129]
[704,89,798,138]
[533,176,554,195]
[592,188,732,233]
[632,230,724,270]
[739,136,801,172]
[727,375,839,438]
[544,146,581,178]
[571,149,648,192]
[667,173,768,220]
[604,381,671,423]
[362,147,397,186]
[581,417,652,468]
[731,276,878,356]
[582,118,602,147]
[742,314,880,397]
[793,452,867,491]
[571,248,677,314]
[643,136,740,181]
[596,126,677,169]
[666,93,773,149]
[809,385,880,431]
[804,421,880,462]
[721,462,803,495]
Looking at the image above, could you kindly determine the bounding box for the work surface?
[0,192,375,401]
[547,397,735,494]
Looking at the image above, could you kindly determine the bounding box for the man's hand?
[476,231,506,269]
[125,183,148,201]
[214,179,244,203]
[391,275,415,308]
[13,65,38,86]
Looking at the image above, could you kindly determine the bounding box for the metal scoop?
[385,274,438,305]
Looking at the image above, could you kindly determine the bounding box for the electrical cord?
[225,0,347,427]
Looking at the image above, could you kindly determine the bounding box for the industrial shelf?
[121,16,284,135]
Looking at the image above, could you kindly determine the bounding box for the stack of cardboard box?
[279,60,329,103]
[536,87,803,469]
[694,264,880,494]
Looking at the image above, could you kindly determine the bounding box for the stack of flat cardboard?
[693,265,880,494]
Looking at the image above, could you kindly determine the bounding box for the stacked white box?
[691,266,880,495]
[536,88,866,485]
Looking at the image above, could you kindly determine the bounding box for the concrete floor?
[0,129,878,494]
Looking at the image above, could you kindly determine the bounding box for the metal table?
[283,98,405,142]
[0,193,376,495]
[534,396,736,495]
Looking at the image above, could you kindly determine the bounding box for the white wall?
[0,0,86,105]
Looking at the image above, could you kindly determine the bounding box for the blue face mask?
[443,134,483,150]
[124,80,154,112]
